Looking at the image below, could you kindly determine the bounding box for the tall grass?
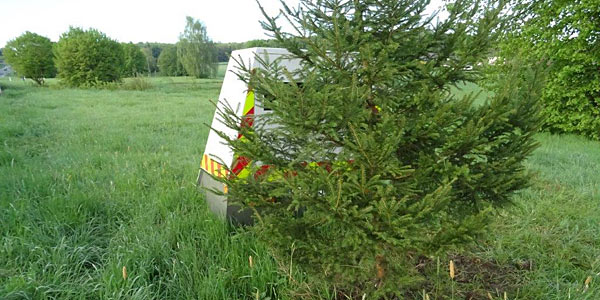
[0,77,599,299]
[0,78,287,299]
[121,76,153,91]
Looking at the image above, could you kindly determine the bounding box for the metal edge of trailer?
[197,169,254,225]
[197,47,301,226]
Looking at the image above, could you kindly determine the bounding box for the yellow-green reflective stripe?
[243,91,255,115]
[237,167,251,179]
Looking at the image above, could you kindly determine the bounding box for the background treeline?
[214,39,282,62]
[1,16,282,87]
[141,38,282,76]
[1,37,279,78]
[1,38,281,79]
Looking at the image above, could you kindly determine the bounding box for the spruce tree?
[213,0,542,297]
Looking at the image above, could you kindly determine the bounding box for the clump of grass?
[121,76,153,91]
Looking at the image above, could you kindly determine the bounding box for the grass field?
[1,75,599,299]
[0,76,288,299]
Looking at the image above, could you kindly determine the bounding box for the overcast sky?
[1,0,446,47]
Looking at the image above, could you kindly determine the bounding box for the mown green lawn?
[0,77,599,299]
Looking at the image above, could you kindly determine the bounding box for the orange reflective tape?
[201,154,228,178]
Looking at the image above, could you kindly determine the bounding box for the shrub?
[497,0,600,139]
[213,0,542,298]
[54,27,124,87]
[3,32,56,85]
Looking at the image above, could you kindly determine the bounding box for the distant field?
[217,62,228,78]
[0,76,599,299]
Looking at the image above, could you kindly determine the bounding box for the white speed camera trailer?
[197,48,301,223]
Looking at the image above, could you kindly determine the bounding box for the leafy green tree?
[139,43,164,59]
[122,43,146,77]
[3,32,56,85]
[213,0,542,297]
[54,27,124,87]
[149,45,162,59]
[177,16,218,78]
[497,0,600,139]
[157,45,185,76]
[140,47,158,75]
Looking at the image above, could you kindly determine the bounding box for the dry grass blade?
[449,260,456,280]
[584,276,592,291]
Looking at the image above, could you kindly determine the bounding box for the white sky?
[0,0,445,47]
